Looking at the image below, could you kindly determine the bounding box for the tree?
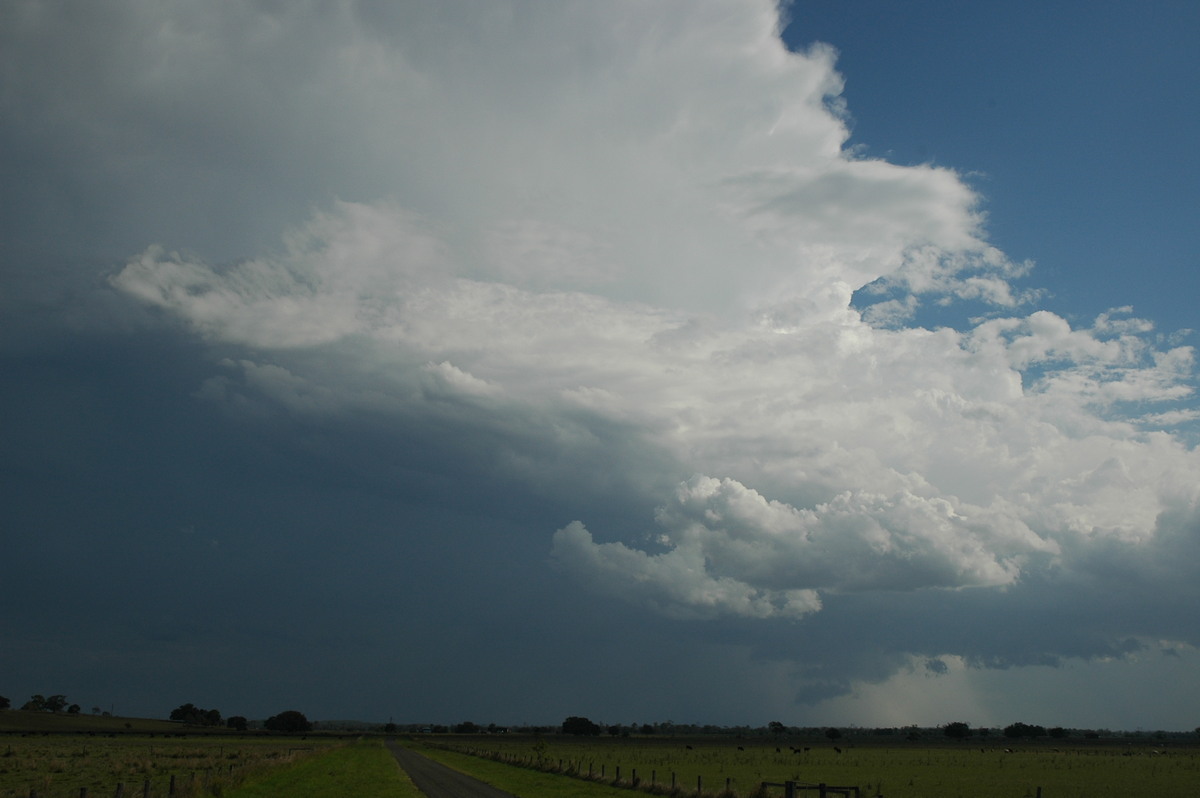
[453,721,480,734]
[227,716,248,731]
[67,704,81,714]
[44,695,68,713]
[944,722,972,739]
[170,703,222,726]
[1003,722,1047,739]
[825,727,842,741]
[0,695,9,710]
[562,716,601,736]
[264,710,312,732]
[768,721,786,736]
[22,695,46,711]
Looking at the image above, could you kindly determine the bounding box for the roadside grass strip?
[412,744,637,798]
[225,739,420,798]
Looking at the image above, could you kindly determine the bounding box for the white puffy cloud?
[551,520,822,621]
[89,0,1200,686]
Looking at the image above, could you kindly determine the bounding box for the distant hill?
[0,710,218,734]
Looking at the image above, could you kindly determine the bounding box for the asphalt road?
[387,740,520,798]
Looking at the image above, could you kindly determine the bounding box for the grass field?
[0,730,343,798]
[422,735,1200,798]
[4,716,1196,798]
[0,711,191,736]
[224,739,421,798]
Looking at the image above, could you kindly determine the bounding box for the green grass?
[0,733,343,798]
[425,736,1200,798]
[224,739,420,798]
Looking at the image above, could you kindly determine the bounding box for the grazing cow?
[737,746,745,751]
[685,745,693,750]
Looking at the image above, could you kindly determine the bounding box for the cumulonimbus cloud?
[102,2,1200,639]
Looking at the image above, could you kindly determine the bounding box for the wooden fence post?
[142,779,151,798]
[169,774,176,795]
[114,783,125,798]
[697,774,702,794]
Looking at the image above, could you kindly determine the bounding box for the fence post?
[697,774,702,794]
[142,780,150,798]
[114,784,125,798]
[785,781,797,798]
[819,783,827,798]
[169,774,176,795]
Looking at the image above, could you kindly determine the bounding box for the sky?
[2,0,1199,732]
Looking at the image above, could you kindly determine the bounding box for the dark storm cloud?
[3,0,1199,729]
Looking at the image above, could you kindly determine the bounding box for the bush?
[265,710,312,732]
[562,716,601,736]
[1003,722,1047,739]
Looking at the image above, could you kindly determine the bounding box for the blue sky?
[786,1,1200,338]
[2,0,1199,731]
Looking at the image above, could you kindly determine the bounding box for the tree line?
[0,693,310,733]
[168,703,311,732]
[5,694,1196,739]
